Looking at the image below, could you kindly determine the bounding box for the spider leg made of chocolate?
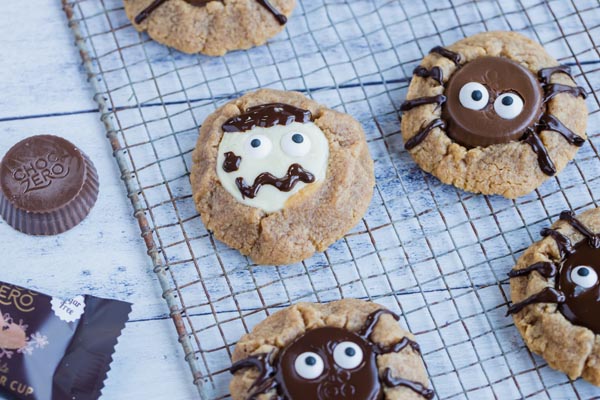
[401,46,587,176]
[134,0,287,25]
[230,309,434,400]
[507,210,600,334]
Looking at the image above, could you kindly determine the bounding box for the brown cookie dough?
[190,89,374,265]
[230,299,433,400]
[401,31,588,198]
[508,208,600,386]
[123,0,296,56]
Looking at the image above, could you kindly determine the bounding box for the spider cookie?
[190,89,374,265]
[401,31,587,198]
[124,0,295,56]
[508,208,600,386]
[230,299,434,400]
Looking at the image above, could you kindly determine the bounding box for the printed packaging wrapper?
[0,281,131,400]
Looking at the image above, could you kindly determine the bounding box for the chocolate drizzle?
[222,151,241,172]
[413,66,443,85]
[508,262,557,279]
[537,114,585,147]
[541,227,574,257]
[559,210,600,248]
[256,0,288,24]
[538,65,573,85]
[405,119,446,151]
[506,287,566,315]
[134,0,287,25]
[230,308,434,399]
[522,129,557,176]
[223,103,312,133]
[430,46,461,66]
[235,163,315,199]
[400,95,446,112]
[382,369,435,400]
[543,83,587,103]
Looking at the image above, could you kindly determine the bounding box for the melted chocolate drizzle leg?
[405,119,446,151]
[538,114,585,147]
[256,0,287,24]
[543,83,587,102]
[522,130,556,176]
[560,210,600,248]
[429,46,461,66]
[541,227,574,257]
[382,368,435,399]
[413,66,443,85]
[358,309,400,339]
[506,287,566,316]
[134,0,167,24]
[508,262,557,279]
[538,65,572,85]
[400,95,446,112]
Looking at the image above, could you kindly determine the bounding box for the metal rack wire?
[62,0,600,398]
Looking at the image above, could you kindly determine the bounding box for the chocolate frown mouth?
[235,163,315,199]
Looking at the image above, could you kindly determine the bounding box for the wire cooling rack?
[62,0,600,398]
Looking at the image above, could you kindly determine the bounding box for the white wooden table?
[0,0,198,398]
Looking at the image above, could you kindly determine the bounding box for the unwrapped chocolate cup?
[0,135,99,235]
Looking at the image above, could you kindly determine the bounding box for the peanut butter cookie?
[508,208,600,386]
[401,31,587,198]
[123,0,295,56]
[230,299,433,400]
[190,89,374,265]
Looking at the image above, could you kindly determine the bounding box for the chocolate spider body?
[402,47,586,176]
[230,309,434,400]
[508,211,600,334]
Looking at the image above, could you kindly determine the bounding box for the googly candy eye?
[333,341,364,370]
[571,266,598,289]
[244,135,272,159]
[494,93,524,119]
[294,352,325,380]
[281,132,311,157]
[459,82,489,110]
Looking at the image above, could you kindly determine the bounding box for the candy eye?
[494,93,524,119]
[281,132,311,157]
[333,341,363,370]
[244,135,272,159]
[571,266,598,289]
[459,82,489,110]
[294,352,324,380]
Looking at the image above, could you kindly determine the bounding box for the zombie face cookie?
[190,89,374,265]
[508,208,600,386]
[229,299,433,400]
[123,0,295,56]
[401,31,588,198]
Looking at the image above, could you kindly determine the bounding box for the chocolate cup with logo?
[0,135,99,235]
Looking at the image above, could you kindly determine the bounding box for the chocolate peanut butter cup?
[0,135,99,235]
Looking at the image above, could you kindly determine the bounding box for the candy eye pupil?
[502,96,514,106]
[305,356,316,366]
[292,133,304,144]
[345,347,356,357]
[471,90,483,101]
[578,268,590,277]
[250,139,261,148]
